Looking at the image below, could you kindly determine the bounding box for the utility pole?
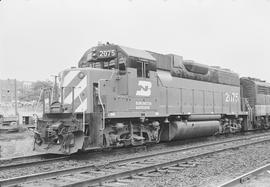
[14,79,19,124]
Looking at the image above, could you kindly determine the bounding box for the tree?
[33,80,53,92]
[18,80,53,102]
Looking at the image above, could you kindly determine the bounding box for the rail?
[1,132,270,187]
[0,154,69,170]
[218,163,270,187]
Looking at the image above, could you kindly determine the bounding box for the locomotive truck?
[33,43,270,154]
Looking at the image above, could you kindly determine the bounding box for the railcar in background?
[33,43,263,154]
[241,77,270,129]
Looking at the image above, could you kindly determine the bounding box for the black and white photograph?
[1,0,270,186]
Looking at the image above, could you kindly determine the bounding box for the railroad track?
[0,131,266,172]
[0,129,267,171]
[219,163,270,187]
[0,155,70,171]
[0,153,69,170]
[1,132,270,187]
[0,153,52,165]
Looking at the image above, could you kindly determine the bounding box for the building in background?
[0,79,33,104]
[0,79,15,103]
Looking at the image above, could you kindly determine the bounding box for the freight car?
[34,43,262,154]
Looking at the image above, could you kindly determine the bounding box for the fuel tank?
[160,121,220,141]
[187,114,221,121]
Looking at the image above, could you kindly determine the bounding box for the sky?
[1,0,270,82]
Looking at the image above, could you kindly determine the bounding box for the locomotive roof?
[241,77,270,88]
[253,80,270,87]
[119,45,156,61]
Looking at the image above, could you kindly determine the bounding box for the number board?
[97,49,116,59]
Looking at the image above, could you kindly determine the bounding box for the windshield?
[89,54,126,71]
[90,59,117,69]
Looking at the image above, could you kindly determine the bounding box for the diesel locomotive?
[33,43,270,154]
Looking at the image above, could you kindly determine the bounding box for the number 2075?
[99,50,116,57]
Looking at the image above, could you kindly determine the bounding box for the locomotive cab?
[80,44,161,148]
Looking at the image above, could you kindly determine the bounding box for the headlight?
[78,72,85,79]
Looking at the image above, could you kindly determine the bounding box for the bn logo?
[136,81,152,97]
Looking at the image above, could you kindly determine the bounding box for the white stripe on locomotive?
[64,76,87,104]
[75,98,87,113]
[62,70,80,87]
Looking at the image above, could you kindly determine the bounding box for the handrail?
[97,70,116,131]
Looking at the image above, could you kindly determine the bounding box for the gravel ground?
[0,130,35,158]
[0,134,248,179]
[1,132,270,187]
[129,141,270,187]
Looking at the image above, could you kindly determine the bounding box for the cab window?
[119,62,126,71]
[137,62,143,77]
[145,63,150,78]
[102,59,116,69]
[118,55,126,71]
[137,61,150,78]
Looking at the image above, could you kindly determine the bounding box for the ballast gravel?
[0,134,236,179]
[1,132,270,187]
[130,141,270,187]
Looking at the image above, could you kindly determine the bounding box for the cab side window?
[145,63,150,78]
[118,54,126,71]
[137,61,150,78]
[137,62,143,77]
[119,62,126,71]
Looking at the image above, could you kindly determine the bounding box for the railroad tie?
[72,173,93,179]
[177,163,197,168]
[167,166,185,171]
[88,170,106,175]
[115,179,134,183]
[141,161,157,165]
[141,172,163,177]
[127,163,147,167]
[130,175,148,179]
[60,176,84,182]
[102,182,128,187]
[158,168,177,173]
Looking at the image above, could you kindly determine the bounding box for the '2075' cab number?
[99,50,116,58]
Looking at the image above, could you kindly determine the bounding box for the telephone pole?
[14,79,19,124]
